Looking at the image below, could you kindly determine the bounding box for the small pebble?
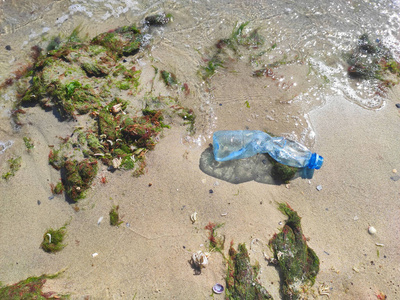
[390,175,400,181]
[48,195,54,200]
[396,103,400,108]
[5,45,11,51]
[209,189,213,194]
[393,169,398,173]
[126,222,130,228]
[368,226,377,235]
[316,185,322,191]
[353,216,359,221]
[37,200,41,205]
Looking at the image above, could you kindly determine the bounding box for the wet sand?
[1,85,400,300]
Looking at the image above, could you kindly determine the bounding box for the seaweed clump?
[226,243,273,299]
[347,34,400,85]
[109,205,123,226]
[64,158,98,201]
[2,156,22,180]
[199,22,267,80]
[269,203,319,299]
[267,154,298,184]
[0,273,68,299]
[41,226,67,253]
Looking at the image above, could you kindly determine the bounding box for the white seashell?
[112,103,122,114]
[192,251,209,268]
[368,226,377,235]
[97,216,103,225]
[92,253,98,258]
[47,233,52,244]
[112,157,122,169]
[190,212,197,223]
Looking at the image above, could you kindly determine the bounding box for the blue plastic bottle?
[213,130,323,169]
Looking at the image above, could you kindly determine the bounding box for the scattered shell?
[375,243,384,247]
[92,253,98,258]
[220,212,228,216]
[352,266,360,273]
[212,283,224,294]
[47,233,52,244]
[393,169,397,173]
[316,185,323,191]
[192,251,210,268]
[112,157,122,169]
[112,103,122,114]
[190,212,197,224]
[107,140,113,146]
[368,226,377,235]
[97,216,103,225]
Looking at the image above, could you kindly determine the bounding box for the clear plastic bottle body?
[213,130,273,162]
[268,137,313,168]
[213,130,323,169]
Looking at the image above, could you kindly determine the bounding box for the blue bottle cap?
[308,153,324,169]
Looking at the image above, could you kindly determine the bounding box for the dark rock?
[5,45,11,51]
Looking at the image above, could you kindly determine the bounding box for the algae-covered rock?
[145,12,172,26]
[347,34,400,83]
[269,203,319,299]
[226,243,273,299]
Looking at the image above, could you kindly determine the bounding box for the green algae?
[64,158,98,201]
[23,137,34,151]
[41,226,67,253]
[0,272,69,300]
[2,156,22,180]
[109,205,123,226]
[226,243,273,299]
[10,23,196,202]
[269,203,319,299]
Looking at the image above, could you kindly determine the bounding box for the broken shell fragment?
[368,226,377,235]
[111,103,122,114]
[112,157,122,169]
[190,212,197,224]
[192,251,210,268]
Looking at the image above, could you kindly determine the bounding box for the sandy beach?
[1,1,400,299]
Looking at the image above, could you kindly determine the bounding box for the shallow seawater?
[1,0,400,153]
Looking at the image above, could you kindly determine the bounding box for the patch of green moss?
[226,243,273,299]
[269,203,319,299]
[41,226,67,253]
[2,156,22,180]
[109,205,123,226]
[0,272,69,299]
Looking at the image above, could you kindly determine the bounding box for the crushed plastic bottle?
[213,130,323,169]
